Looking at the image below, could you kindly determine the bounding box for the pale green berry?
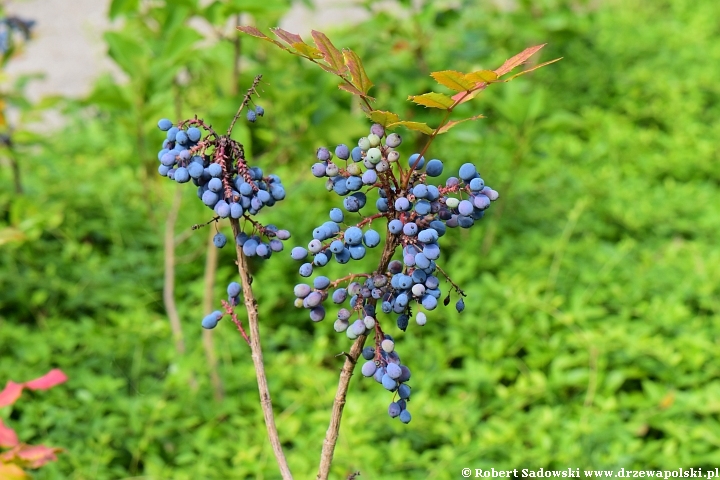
[358,137,371,151]
[367,133,381,147]
[446,197,460,208]
[366,147,382,164]
[346,163,362,176]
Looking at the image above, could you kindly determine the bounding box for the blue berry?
[157,118,173,131]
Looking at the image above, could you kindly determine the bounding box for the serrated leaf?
[451,88,485,106]
[311,30,346,75]
[430,70,475,92]
[0,464,28,480]
[465,70,498,83]
[338,83,365,96]
[437,115,485,134]
[502,57,563,81]
[367,110,400,126]
[495,44,547,76]
[343,49,373,95]
[387,121,434,135]
[269,27,303,47]
[408,92,455,109]
[237,26,288,50]
[291,42,323,59]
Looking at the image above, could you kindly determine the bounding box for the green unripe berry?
[446,197,460,208]
[367,133,381,147]
[366,147,382,164]
[346,163,362,176]
[358,137,371,151]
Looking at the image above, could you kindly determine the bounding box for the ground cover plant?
[1,0,720,478]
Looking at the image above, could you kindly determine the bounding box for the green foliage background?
[1,0,720,478]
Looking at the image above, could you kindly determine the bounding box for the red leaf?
[269,27,304,47]
[24,369,68,391]
[0,381,23,408]
[311,30,346,75]
[494,44,547,77]
[15,444,62,468]
[0,419,19,447]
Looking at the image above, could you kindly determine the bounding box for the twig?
[229,217,293,480]
[317,235,399,480]
[227,75,263,136]
[163,186,187,356]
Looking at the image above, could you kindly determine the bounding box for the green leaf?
[408,92,455,109]
[436,115,485,134]
[236,26,288,50]
[104,31,150,76]
[387,121,434,135]
[291,42,323,59]
[311,30,346,75]
[465,70,498,83]
[495,44,547,77]
[108,0,139,20]
[430,70,475,92]
[342,49,373,95]
[367,110,401,126]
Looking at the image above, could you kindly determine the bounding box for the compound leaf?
[430,70,475,92]
[311,30,346,75]
[408,92,455,109]
[503,57,563,81]
[387,121,434,135]
[437,115,485,134]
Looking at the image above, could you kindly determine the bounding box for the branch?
[317,234,399,480]
[201,228,224,402]
[229,217,294,480]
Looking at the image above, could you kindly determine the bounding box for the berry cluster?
[154,97,290,331]
[290,123,499,422]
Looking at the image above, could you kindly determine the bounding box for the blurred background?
[1,0,719,478]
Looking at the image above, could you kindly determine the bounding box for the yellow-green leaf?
[495,44,546,76]
[291,42,323,59]
[465,70,498,84]
[387,121,434,135]
[437,115,485,134]
[430,70,475,92]
[408,92,455,109]
[343,49,373,95]
[311,30,346,75]
[237,26,288,50]
[367,110,400,126]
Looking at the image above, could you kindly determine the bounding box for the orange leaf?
[0,463,29,480]
[311,30,346,75]
[24,369,67,391]
[0,382,23,408]
[430,70,475,92]
[437,115,485,134]
[495,44,547,77]
[502,57,562,81]
[0,419,19,448]
[450,87,485,106]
